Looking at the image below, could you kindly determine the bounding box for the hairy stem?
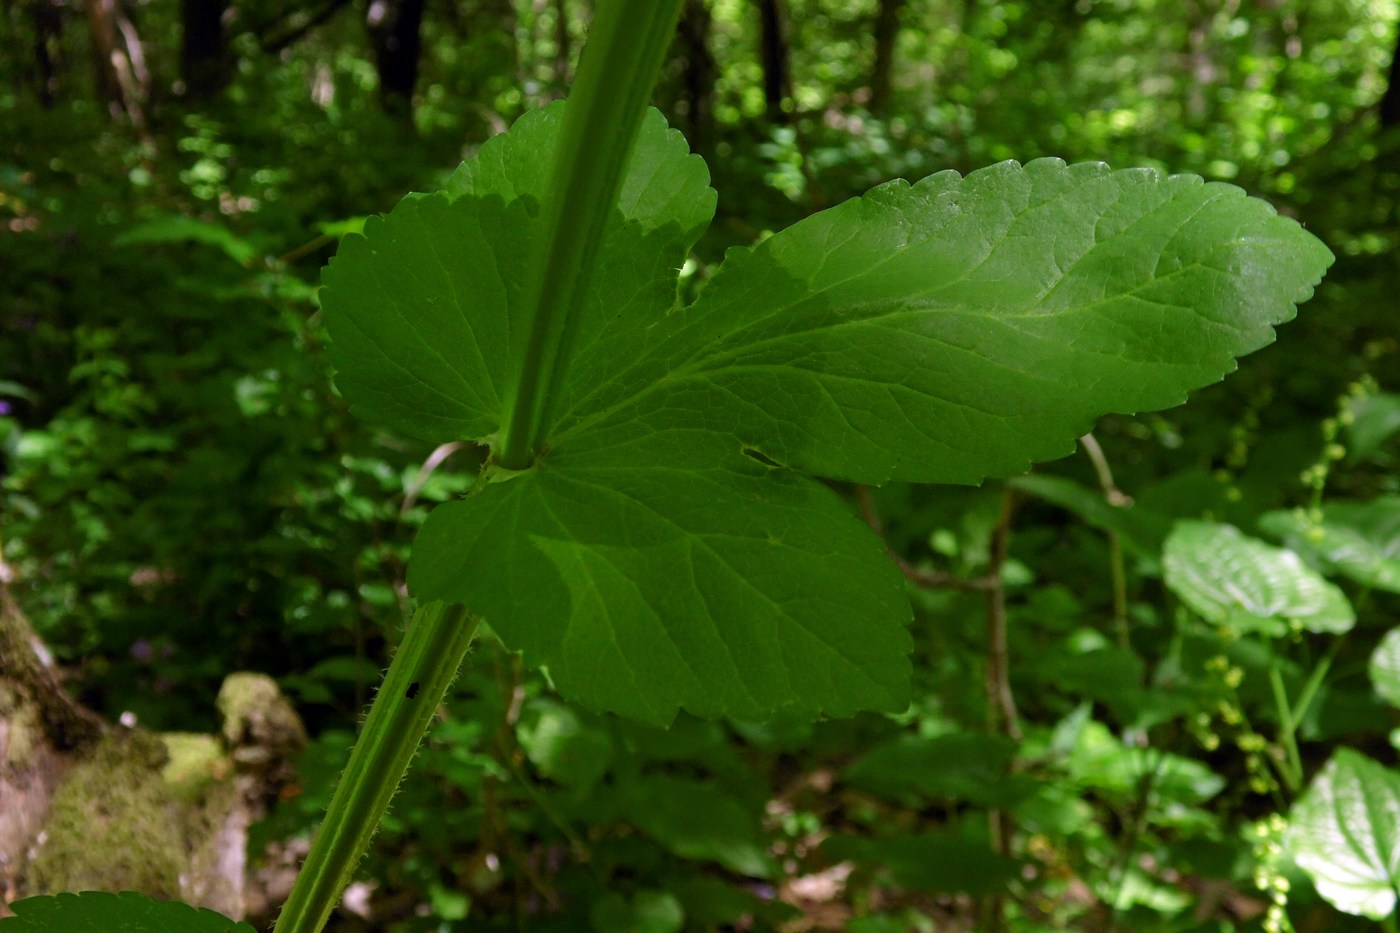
[274,602,478,933]
[496,0,685,469]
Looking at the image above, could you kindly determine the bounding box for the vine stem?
[496,0,686,469]
[274,602,478,933]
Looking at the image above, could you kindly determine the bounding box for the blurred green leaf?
[824,830,1018,895]
[1164,521,1354,636]
[589,890,684,933]
[1369,628,1400,710]
[1260,498,1400,594]
[1287,749,1400,920]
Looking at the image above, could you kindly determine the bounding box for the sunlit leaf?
[1287,749,1400,919]
[1163,521,1354,636]
[1369,627,1400,710]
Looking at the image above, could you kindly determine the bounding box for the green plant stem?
[274,602,478,933]
[496,0,685,470]
[1268,637,1344,795]
[1268,665,1304,793]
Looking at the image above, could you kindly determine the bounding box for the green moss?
[161,732,230,803]
[5,702,39,768]
[217,672,306,760]
[26,730,185,899]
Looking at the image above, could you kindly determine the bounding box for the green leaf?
[615,774,772,877]
[823,830,1019,895]
[1010,473,1173,559]
[516,698,613,792]
[1369,628,1400,709]
[322,104,714,447]
[1287,749,1400,919]
[326,107,1331,723]
[589,891,684,933]
[1347,392,1400,461]
[554,159,1332,486]
[844,732,1034,807]
[0,891,255,932]
[1163,521,1355,636]
[1260,498,1400,594]
[409,433,911,723]
[115,214,258,265]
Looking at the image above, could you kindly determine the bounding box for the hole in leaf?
[741,446,782,468]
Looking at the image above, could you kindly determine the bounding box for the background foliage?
[3,0,1399,929]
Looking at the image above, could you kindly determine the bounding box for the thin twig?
[854,484,996,592]
[1080,433,1130,644]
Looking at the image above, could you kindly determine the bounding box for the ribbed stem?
[496,0,685,469]
[274,602,478,933]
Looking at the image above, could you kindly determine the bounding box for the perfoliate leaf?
[0,891,255,932]
[1287,749,1400,920]
[1163,521,1354,636]
[324,104,1332,722]
[409,431,911,724]
[553,159,1332,485]
[1369,627,1400,710]
[1260,498,1400,594]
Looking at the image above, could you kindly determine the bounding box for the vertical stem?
[983,487,1020,933]
[986,488,1021,741]
[496,0,685,469]
[274,602,478,933]
[1268,665,1303,793]
[1079,432,1130,645]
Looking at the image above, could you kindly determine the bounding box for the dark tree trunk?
[1382,21,1400,129]
[366,0,425,117]
[869,0,902,115]
[29,0,64,106]
[676,0,715,150]
[180,0,229,102]
[755,0,789,124]
[86,0,148,123]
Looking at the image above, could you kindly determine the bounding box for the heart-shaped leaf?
[1163,521,1354,636]
[1287,749,1400,919]
[323,106,1332,721]
[1369,627,1400,709]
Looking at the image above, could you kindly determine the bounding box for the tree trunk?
[29,0,65,106]
[180,0,229,102]
[869,0,902,115]
[676,0,715,150]
[366,0,425,118]
[755,0,789,124]
[85,0,149,123]
[1381,19,1400,129]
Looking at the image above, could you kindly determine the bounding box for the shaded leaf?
[1260,498,1400,594]
[1010,473,1173,559]
[589,891,684,933]
[1347,392,1400,462]
[616,775,771,877]
[0,891,254,932]
[556,159,1332,486]
[823,831,1018,895]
